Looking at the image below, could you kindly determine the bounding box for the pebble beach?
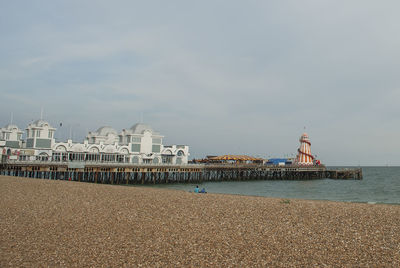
[1,175,399,267]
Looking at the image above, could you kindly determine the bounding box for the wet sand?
[1,175,399,267]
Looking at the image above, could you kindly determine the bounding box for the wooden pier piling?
[0,161,362,184]
[327,168,363,180]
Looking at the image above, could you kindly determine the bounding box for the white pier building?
[1,120,189,165]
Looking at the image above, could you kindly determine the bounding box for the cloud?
[1,1,400,165]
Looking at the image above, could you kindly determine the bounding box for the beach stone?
[1,175,399,267]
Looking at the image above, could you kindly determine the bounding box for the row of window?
[26,129,54,138]
[119,137,162,144]
[1,133,10,140]
[0,133,23,141]
[51,152,130,162]
[130,144,161,153]
[30,153,181,164]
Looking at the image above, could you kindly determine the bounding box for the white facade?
[0,124,24,159]
[1,120,189,165]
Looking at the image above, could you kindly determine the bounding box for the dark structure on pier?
[0,160,362,184]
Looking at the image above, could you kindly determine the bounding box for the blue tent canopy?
[266,158,292,165]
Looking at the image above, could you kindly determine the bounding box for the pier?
[326,168,363,180]
[0,161,362,184]
[1,122,363,184]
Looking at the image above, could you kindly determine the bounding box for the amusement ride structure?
[296,133,315,165]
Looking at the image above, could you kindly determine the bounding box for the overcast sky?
[1,1,399,165]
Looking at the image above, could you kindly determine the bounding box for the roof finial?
[10,112,13,125]
[69,125,72,140]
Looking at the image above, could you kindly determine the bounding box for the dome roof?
[129,123,159,135]
[3,124,20,131]
[94,126,118,136]
[30,120,53,128]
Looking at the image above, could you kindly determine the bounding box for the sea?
[149,167,400,205]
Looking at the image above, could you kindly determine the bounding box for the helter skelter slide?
[296,133,315,165]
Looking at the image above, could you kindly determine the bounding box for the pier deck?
[0,161,362,183]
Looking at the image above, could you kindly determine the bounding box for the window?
[5,133,10,140]
[132,156,139,164]
[26,130,30,137]
[48,131,53,138]
[132,137,141,143]
[152,145,160,153]
[36,130,41,137]
[152,138,162,144]
[132,144,141,152]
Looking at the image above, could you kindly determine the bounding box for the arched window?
[55,145,67,152]
[132,156,139,164]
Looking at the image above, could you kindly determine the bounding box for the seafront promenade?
[1,175,399,267]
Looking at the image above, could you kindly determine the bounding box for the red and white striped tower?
[296,133,314,165]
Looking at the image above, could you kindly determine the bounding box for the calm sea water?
[149,167,400,204]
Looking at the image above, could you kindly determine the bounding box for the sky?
[1,1,399,166]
